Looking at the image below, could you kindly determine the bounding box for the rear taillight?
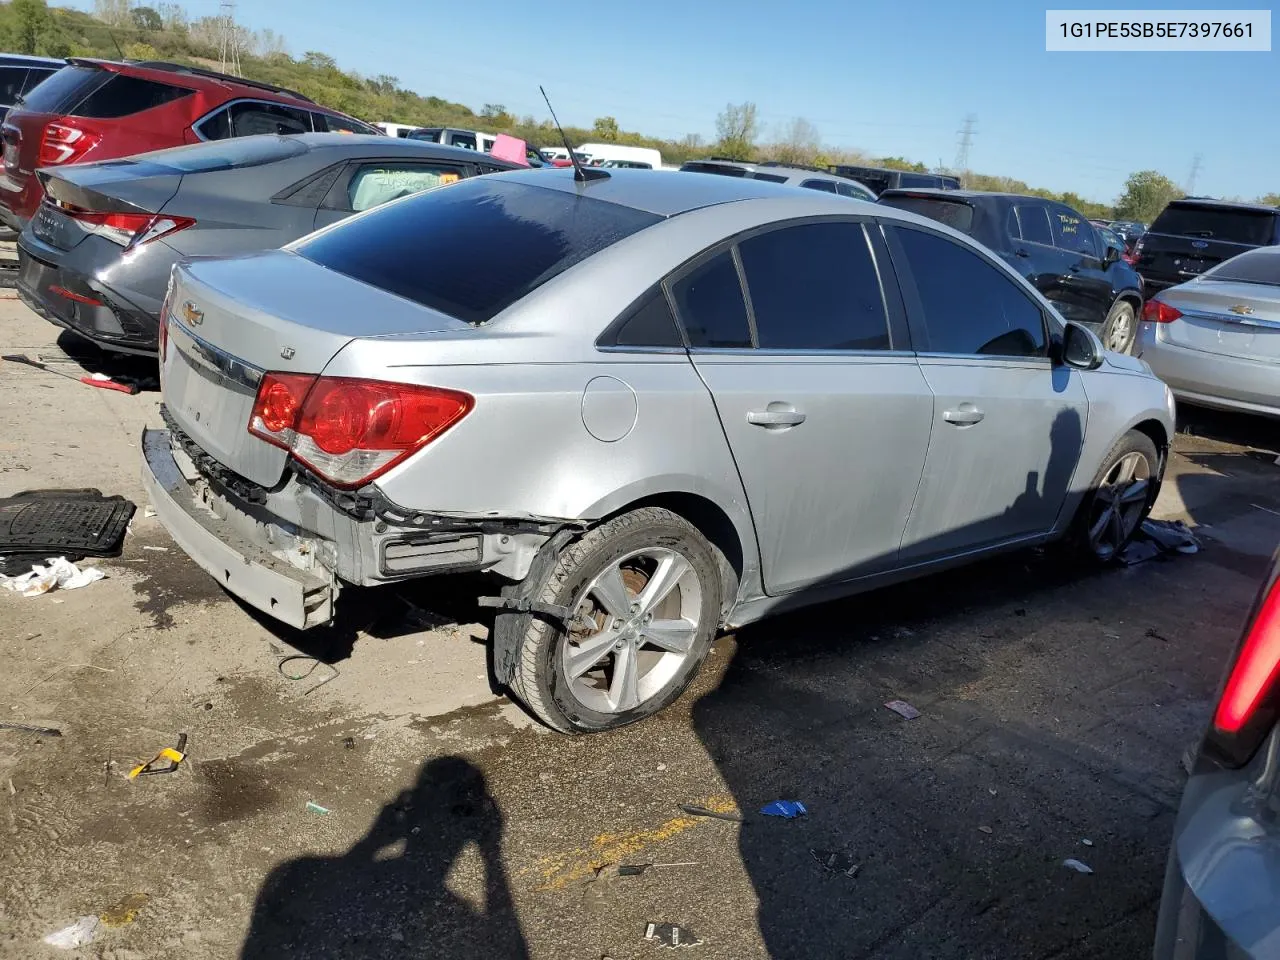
[38,121,99,165]
[248,375,473,488]
[1204,556,1280,767]
[1141,299,1181,323]
[55,202,194,250]
[1121,250,1137,265]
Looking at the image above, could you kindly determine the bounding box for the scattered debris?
[143,506,157,519]
[809,849,860,878]
[644,922,701,948]
[884,700,920,720]
[278,654,340,697]
[1081,838,1094,847]
[43,917,101,949]
[1145,627,1171,642]
[679,803,742,822]
[6,778,14,795]
[343,737,356,750]
[617,862,699,877]
[0,721,62,737]
[978,826,993,835]
[0,488,134,575]
[306,801,330,815]
[2,354,140,394]
[988,788,997,796]
[99,893,149,928]
[1121,519,1200,565]
[1062,858,1094,875]
[760,800,807,819]
[141,545,168,552]
[0,557,104,596]
[128,733,187,779]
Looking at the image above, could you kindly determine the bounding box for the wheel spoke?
[1119,478,1149,504]
[1089,505,1112,544]
[1115,454,1139,484]
[565,629,620,680]
[608,640,640,711]
[590,564,633,619]
[1108,502,1126,547]
[641,618,697,655]
[638,554,690,614]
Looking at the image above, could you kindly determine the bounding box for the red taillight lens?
[55,202,195,249]
[1141,299,1182,323]
[38,121,99,165]
[247,376,472,488]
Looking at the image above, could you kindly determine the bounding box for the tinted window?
[347,161,467,212]
[314,112,378,135]
[800,179,838,193]
[749,172,787,183]
[739,222,889,351]
[297,179,660,325]
[1150,204,1277,245]
[449,132,477,150]
[1205,249,1280,285]
[680,161,748,177]
[609,289,683,347]
[228,101,311,137]
[1050,206,1096,255]
[670,251,751,348]
[71,74,192,119]
[899,173,940,188]
[407,129,440,142]
[20,67,57,94]
[1013,203,1053,245]
[879,195,975,234]
[17,65,104,113]
[890,226,1047,357]
[0,67,26,105]
[835,181,872,200]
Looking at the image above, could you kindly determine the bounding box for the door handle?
[943,406,985,426]
[1014,248,1031,258]
[747,408,806,428]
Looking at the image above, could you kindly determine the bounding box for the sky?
[68,0,1279,204]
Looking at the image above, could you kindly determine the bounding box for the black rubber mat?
[0,489,135,574]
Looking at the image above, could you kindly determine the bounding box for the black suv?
[1134,198,1280,293]
[878,190,1145,353]
[829,164,960,193]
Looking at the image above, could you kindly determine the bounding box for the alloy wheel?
[1106,309,1134,353]
[1087,451,1151,560]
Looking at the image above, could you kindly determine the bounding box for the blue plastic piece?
[760,800,808,819]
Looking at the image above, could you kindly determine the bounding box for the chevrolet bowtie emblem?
[182,300,204,325]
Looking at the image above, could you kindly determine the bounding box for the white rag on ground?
[0,557,105,597]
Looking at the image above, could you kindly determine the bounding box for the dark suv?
[879,190,1145,353]
[1134,198,1280,293]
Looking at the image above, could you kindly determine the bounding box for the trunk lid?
[33,158,183,251]
[162,251,473,487]
[1158,279,1280,362]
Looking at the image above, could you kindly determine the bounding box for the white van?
[406,127,498,152]
[575,143,663,170]
[374,122,415,138]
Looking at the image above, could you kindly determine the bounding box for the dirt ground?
[1,295,1278,960]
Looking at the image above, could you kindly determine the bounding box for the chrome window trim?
[169,315,264,390]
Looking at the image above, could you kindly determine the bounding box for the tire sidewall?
[1075,429,1159,560]
[1103,300,1136,354]
[531,519,721,733]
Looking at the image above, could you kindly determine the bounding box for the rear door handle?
[747,409,806,428]
[943,406,985,426]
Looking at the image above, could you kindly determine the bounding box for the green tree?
[1115,170,1181,223]
[7,0,50,54]
[877,156,927,172]
[592,116,619,141]
[479,103,513,128]
[714,102,758,160]
[1258,193,1280,207]
[130,5,161,30]
[768,116,821,165]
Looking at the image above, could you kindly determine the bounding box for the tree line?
[0,0,1272,223]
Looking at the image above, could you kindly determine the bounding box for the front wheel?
[507,507,723,733]
[1072,430,1159,562]
[1101,300,1137,355]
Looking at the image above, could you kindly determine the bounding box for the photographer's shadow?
[240,756,528,959]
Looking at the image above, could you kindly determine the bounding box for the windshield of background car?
[1150,205,1277,245]
[295,178,662,325]
[1204,249,1280,286]
[878,195,975,234]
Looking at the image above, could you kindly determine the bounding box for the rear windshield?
[1205,249,1280,286]
[16,64,104,114]
[1150,204,1277,245]
[680,162,748,177]
[879,195,975,234]
[100,136,308,174]
[296,179,662,325]
[70,73,192,118]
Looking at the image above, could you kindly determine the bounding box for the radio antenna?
[540,86,608,184]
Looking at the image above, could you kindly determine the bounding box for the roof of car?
[499,166,842,216]
[879,188,1038,202]
[1165,197,1280,212]
[68,57,318,105]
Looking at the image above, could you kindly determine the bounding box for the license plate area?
[31,203,81,250]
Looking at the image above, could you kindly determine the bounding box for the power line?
[1186,153,1203,194]
[218,2,242,77]
[954,114,977,179]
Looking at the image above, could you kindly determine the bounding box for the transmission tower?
[218,2,242,77]
[954,114,977,182]
[1186,154,1203,195]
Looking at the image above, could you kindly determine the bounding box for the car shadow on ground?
[239,754,530,960]
[46,330,161,391]
[1177,402,1277,454]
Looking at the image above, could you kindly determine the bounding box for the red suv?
[0,58,379,230]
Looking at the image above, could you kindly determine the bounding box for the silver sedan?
[141,168,1176,732]
[1135,246,1280,420]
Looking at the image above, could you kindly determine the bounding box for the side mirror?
[1060,321,1105,369]
[1102,245,1119,266]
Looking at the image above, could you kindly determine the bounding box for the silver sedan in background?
[141,169,1175,732]
[1135,246,1280,420]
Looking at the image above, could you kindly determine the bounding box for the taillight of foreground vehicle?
[53,202,194,251]
[248,375,473,488]
[1142,299,1182,323]
[1203,554,1280,767]
[38,121,99,165]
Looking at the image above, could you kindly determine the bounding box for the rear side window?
[607,289,684,348]
[880,195,975,234]
[889,226,1047,358]
[835,181,872,200]
[70,74,193,119]
[296,179,661,325]
[800,179,838,193]
[0,67,26,105]
[738,222,889,351]
[670,251,752,348]
[1012,203,1053,245]
[1150,205,1277,245]
[15,65,105,113]
[347,162,467,212]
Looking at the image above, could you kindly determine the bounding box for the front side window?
[1012,203,1053,246]
[670,251,752,349]
[315,112,378,135]
[347,162,467,212]
[71,74,193,119]
[738,221,890,351]
[200,101,313,140]
[1050,205,1097,256]
[890,226,1047,358]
